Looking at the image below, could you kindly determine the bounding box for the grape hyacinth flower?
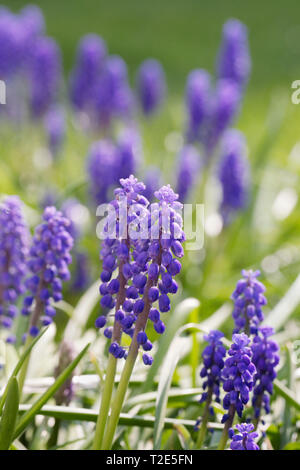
[251,326,279,420]
[69,34,107,113]
[96,178,184,364]
[22,207,73,336]
[217,19,251,90]
[29,37,62,117]
[142,167,161,202]
[231,269,267,335]
[136,59,166,116]
[117,127,141,181]
[70,251,90,292]
[229,423,259,450]
[205,79,240,157]
[0,196,29,342]
[185,69,211,143]
[176,145,200,202]
[0,9,24,78]
[218,333,256,449]
[218,129,249,223]
[87,139,118,205]
[196,330,226,447]
[95,55,133,129]
[93,176,185,449]
[44,106,66,156]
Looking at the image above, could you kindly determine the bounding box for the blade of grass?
[142,298,200,392]
[13,343,90,439]
[0,377,19,450]
[16,403,223,431]
[0,328,48,413]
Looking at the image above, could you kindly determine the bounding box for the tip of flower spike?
[154,185,179,204]
[118,175,145,194]
[232,332,250,347]
[259,326,274,338]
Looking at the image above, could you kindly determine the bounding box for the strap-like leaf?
[0,377,19,450]
[13,343,90,439]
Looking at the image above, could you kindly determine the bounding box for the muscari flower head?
[136,58,166,116]
[69,34,107,112]
[175,145,200,202]
[251,326,279,418]
[218,129,249,222]
[29,36,62,117]
[231,269,267,335]
[96,177,185,365]
[95,55,133,129]
[44,106,66,156]
[229,423,259,450]
[70,251,90,292]
[142,167,162,202]
[204,78,240,157]
[222,333,256,422]
[0,196,29,342]
[217,19,251,90]
[22,207,73,336]
[87,139,118,206]
[117,127,141,181]
[0,9,24,78]
[185,69,211,143]
[199,330,226,410]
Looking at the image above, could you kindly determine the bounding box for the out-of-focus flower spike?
[136,58,166,116]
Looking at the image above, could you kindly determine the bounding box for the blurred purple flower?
[185,69,211,142]
[176,145,200,202]
[218,129,249,222]
[95,55,133,128]
[29,36,62,117]
[69,34,107,112]
[217,19,251,90]
[136,59,166,115]
[44,106,66,156]
[205,79,241,156]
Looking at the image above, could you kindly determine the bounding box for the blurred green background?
[4,0,300,154]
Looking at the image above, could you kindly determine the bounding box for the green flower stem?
[93,257,127,450]
[217,404,235,450]
[92,353,118,450]
[17,334,33,395]
[101,346,138,449]
[102,279,154,450]
[196,388,213,449]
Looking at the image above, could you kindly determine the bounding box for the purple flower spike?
[231,269,266,335]
[95,55,133,128]
[117,127,141,181]
[29,36,62,117]
[185,69,212,143]
[97,175,184,365]
[0,196,29,340]
[217,19,251,90]
[44,106,66,156]
[23,207,73,335]
[230,423,259,450]
[222,333,256,422]
[136,58,166,116]
[199,330,226,409]
[251,326,279,419]
[69,34,107,113]
[176,145,200,202]
[205,79,240,157]
[218,129,249,223]
[87,139,118,205]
